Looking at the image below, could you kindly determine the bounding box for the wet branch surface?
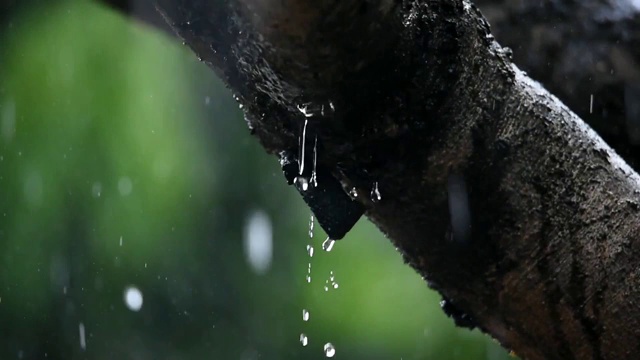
[476,0,640,170]
[152,0,640,359]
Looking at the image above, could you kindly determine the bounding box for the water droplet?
[119,236,123,247]
[302,309,310,321]
[308,215,315,238]
[299,119,309,175]
[307,245,314,257]
[371,182,382,202]
[243,210,273,274]
[78,322,86,350]
[310,136,318,187]
[297,104,315,118]
[333,283,339,289]
[322,238,336,252]
[297,177,310,191]
[306,275,312,283]
[324,343,336,357]
[300,333,308,346]
[123,286,143,311]
[348,188,358,199]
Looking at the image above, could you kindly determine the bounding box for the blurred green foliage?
[0,1,513,359]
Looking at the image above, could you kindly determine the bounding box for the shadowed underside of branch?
[153,0,640,359]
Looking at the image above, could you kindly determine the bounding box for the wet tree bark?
[152,0,640,359]
[475,0,640,170]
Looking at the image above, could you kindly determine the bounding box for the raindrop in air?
[309,215,315,238]
[243,210,273,274]
[300,333,308,346]
[322,238,336,252]
[123,286,143,311]
[324,343,336,358]
[302,309,310,321]
[78,322,86,350]
[307,245,314,257]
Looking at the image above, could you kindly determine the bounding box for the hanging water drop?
[310,136,318,187]
[348,187,358,199]
[302,309,310,321]
[300,333,309,346]
[322,238,336,252]
[299,119,308,175]
[371,182,382,202]
[297,104,315,118]
[297,177,309,191]
[324,343,336,358]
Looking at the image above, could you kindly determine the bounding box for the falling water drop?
[324,343,336,358]
[78,323,86,350]
[302,309,310,321]
[300,333,309,346]
[123,286,144,311]
[322,238,336,252]
[307,245,314,257]
[309,215,315,238]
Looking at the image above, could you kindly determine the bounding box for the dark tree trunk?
[149,1,640,359]
[475,0,640,170]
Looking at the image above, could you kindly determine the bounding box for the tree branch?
[476,0,640,169]
[153,0,640,359]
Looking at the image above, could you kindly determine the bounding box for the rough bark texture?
[153,1,640,359]
[476,0,640,169]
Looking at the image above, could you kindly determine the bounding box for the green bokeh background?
[0,1,513,359]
